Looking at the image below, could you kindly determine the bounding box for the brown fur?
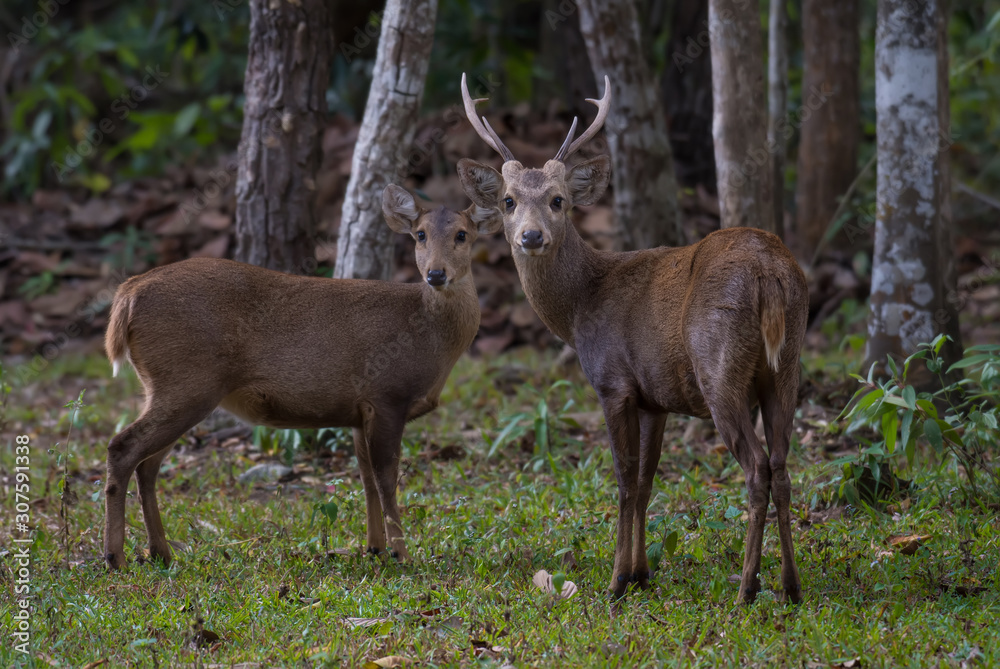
[459,156,807,605]
[101,186,501,570]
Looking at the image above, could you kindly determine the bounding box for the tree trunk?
[935,0,964,369]
[768,0,788,240]
[577,0,682,250]
[662,0,716,188]
[234,0,331,274]
[794,0,859,259]
[865,0,960,383]
[334,0,438,281]
[535,0,598,117]
[708,0,773,232]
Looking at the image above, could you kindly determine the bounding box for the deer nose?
[521,230,544,249]
[426,269,447,286]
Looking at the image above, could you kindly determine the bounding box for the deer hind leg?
[353,415,386,556]
[135,448,174,565]
[601,394,641,600]
[631,411,667,589]
[759,373,802,604]
[104,392,217,569]
[710,404,770,604]
[359,403,409,561]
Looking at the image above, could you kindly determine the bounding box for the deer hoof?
[780,585,803,605]
[105,552,126,570]
[631,571,652,589]
[610,574,630,600]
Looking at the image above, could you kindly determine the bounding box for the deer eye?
[456,231,467,242]
[416,231,426,242]
[504,197,514,210]
[551,197,563,210]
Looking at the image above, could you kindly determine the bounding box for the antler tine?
[461,72,516,163]
[554,75,612,163]
[552,116,579,163]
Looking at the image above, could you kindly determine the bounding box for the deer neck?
[421,274,481,351]
[512,226,604,348]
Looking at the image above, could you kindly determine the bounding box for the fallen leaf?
[69,199,124,229]
[81,661,108,669]
[190,629,220,647]
[889,534,931,556]
[345,617,389,628]
[367,656,411,668]
[532,569,578,599]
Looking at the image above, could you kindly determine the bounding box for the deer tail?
[759,276,786,373]
[105,289,133,377]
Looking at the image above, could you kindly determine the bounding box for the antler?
[553,75,611,162]
[461,73,516,163]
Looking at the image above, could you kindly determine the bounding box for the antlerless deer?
[102,186,500,569]
[458,74,808,603]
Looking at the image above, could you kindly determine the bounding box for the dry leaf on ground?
[532,569,578,599]
[889,534,932,556]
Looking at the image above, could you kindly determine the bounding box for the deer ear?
[457,159,503,211]
[382,184,420,234]
[466,203,503,235]
[567,155,611,206]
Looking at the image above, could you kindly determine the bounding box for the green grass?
[1,349,998,668]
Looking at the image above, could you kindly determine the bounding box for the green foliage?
[253,425,353,466]
[486,379,583,470]
[4,349,1000,667]
[1,2,248,196]
[839,335,1000,506]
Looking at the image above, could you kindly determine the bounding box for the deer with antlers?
[457,74,807,603]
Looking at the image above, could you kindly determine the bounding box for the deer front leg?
[353,420,386,557]
[602,394,641,600]
[631,411,667,589]
[362,406,410,562]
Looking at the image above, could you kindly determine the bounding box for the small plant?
[252,425,352,465]
[18,270,58,300]
[838,336,1000,506]
[486,379,583,469]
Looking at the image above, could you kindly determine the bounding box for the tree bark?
[662,0,716,188]
[535,0,598,117]
[935,0,964,369]
[708,0,773,232]
[768,0,788,240]
[335,0,438,281]
[234,0,331,274]
[794,0,859,259]
[577,0,682,250]
[865,0,960,382]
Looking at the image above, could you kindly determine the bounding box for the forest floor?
[1,344,998,668]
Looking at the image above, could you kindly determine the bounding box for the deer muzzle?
[426,269,447,287]
[520,229,545,251]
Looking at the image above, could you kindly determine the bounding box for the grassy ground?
[1,347,998,668]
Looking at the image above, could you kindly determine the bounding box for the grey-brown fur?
[458,75,807,605]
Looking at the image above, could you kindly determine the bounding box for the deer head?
[382,184,501,288]
[457,73,612,257]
